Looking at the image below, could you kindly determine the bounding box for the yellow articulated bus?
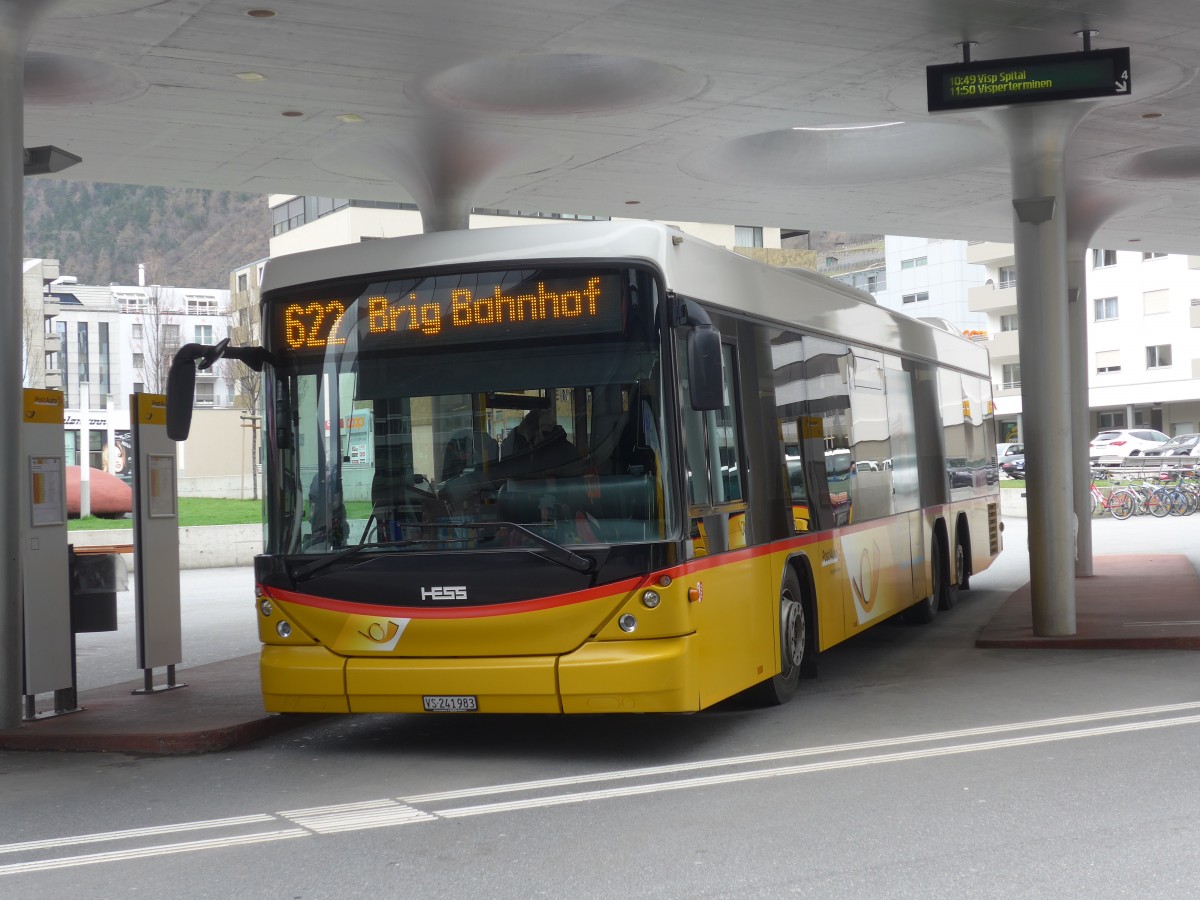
[167,221,1001,714]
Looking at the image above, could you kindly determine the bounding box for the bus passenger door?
[679,338,772,703]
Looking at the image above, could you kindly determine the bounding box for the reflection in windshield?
[266,276,672,556]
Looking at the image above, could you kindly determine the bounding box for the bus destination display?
[927,47,1130,113]
[273,271,624,354]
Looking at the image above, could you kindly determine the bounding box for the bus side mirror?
[687,324,723,411]
[166,353,197,441]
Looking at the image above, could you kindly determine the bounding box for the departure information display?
[927,47,1130,112]
[271,269,625,355]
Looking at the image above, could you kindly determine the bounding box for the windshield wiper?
[289,540,425,584]
[485,521,596,574]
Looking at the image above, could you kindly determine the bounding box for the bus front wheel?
[752,569,809,706]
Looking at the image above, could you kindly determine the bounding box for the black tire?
[907,537,943,623]
[751,569,809,706]
[954,529,970,593]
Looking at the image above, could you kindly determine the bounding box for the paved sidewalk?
[977,553,1200,649]
[0,654,314,755]
[3,553,1197,756]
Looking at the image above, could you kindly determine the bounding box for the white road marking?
[403,699,1200,804]
[279,799,435,833]
[432,712,1200,818]
[0,814,277,855]
[0,829,307,877]
[5,700,1200,877]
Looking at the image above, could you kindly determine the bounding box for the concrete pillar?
[1066,252,1092,576]
[982,102,1098,636]
[0,0,55,730]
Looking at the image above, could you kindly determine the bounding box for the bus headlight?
[641,590,661,609]
[276,620,292,639]
[618,614,638,633]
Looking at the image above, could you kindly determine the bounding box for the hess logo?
[421,585,468,602]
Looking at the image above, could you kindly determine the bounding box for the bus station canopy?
[21,0,1200,251]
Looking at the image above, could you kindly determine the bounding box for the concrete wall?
[69,523,263,571]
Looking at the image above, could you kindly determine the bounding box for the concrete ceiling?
[23,0,1200,252]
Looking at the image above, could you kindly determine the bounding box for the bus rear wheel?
[751,569,808,706]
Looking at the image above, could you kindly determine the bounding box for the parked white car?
[1088,429,1170,465]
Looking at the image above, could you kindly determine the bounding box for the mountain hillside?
[24,179,270,289]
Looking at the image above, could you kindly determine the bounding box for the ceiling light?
[1128,238,1142,242]
[335,113,364,123]
[625,200,640,205]
[792,122,904,132]
[1140,112,1163,119]
[281,110,303,117]
[246,8,276,17]
[235,72,266,82]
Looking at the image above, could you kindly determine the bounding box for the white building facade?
[890,239,1200,444]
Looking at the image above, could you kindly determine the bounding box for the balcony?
[987,329,1020,359]
[1192,298,1200,328]
[967,241,1015,266]
[44,369,63,390]
[968,283,1017,313]
[42,296,60,317]
[43,332,62,353]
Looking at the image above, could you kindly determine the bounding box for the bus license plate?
[422,695,478,712]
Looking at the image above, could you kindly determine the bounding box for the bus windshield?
[263,266,674,555]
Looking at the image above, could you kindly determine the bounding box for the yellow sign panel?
[136,392,168,426]
[22,389,64,424]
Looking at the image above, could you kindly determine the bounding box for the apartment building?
[967,242,1200,442]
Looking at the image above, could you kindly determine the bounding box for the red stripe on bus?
[264,576,646,620]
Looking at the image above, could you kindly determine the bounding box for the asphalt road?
[4,513,1199,898]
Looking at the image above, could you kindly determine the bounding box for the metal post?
[0,0,53,730]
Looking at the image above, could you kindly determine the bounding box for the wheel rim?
[780,589,805,676]
[954,539,965,589]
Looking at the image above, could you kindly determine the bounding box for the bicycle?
[1089,480,1134,519]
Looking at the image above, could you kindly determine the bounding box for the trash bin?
[69,547,127,633]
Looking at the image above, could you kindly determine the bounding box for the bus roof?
[260,220,989,375]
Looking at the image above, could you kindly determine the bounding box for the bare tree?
[21,299,44,387]
[134,281,182,395]
[225,302,263,499]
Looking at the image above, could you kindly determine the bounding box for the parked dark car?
[1142,433,1200,466]
[1000,454,1026,479]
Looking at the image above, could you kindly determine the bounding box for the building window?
[98,322,110,397]
[131,323,143,340]
[133,352,145,368]
[1094,297,1118,321]
[187,295,218,315]
[133,382,144,395]
[1000,313,1019,332]
[1098,411,1125,429]
[1142,251,1167,260]
[195,324,213,344]
[1001,363,1021,390]
[997,265,1016,288]
[900,256,927,270]
[162,324,181,349]
[733,226,763,248]
[194,382,215,406]
[271,196,305,236]
[1143,289,1169,315]
[865,273,884,293]
[237,272,248,293]
[901,292,928,304]
[1146,344,1172,368]
[1092,249,1117,268]
[1095,350,1121,373]
[77,322,89,384]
